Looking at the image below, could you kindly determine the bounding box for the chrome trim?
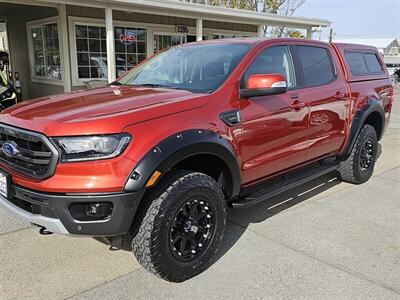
[0,123,59,179]
[0,193,69,235]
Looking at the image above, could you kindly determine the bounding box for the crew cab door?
[291,44,348,161]
[237,45,309,185]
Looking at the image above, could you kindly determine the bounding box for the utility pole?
[329,28,334,42]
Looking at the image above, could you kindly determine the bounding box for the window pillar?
[58,4,71,92]
[196,18,203,41]
[105,7,116,82]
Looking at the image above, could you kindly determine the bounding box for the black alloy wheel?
[359,138,374,171]
[169,198,215,261]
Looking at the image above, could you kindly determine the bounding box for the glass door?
[153,33,186,52]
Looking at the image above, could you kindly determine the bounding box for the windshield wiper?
[109,81,123,86]
[133,84,191,91]
[134,83,172,88]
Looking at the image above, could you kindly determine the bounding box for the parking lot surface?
[1,91,399,300]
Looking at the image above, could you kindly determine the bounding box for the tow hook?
[39,227,53,235]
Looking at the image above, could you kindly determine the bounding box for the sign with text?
[118,30,137,45]
[176,25,189,34]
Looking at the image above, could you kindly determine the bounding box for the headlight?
[52,134,132,162]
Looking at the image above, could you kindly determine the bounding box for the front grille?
[0,124,59,179]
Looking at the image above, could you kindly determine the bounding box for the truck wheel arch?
[341,98,385,160]
[124,129,241,199]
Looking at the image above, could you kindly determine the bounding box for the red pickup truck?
[0,38,393,282]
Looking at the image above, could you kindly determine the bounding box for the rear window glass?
[345,52,368,75]
[364,53,383,73]
[345,51,383,75]
[296,46,336,87]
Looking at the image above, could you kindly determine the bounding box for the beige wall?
[6,6,62,100]
[29,82,64,99]
[66,5,258,34]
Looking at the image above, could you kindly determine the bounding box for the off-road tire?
[338,124,378,184]
[131,170,227,282]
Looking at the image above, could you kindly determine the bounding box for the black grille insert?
[0,124,58,179]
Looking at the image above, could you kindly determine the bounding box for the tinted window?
[364,53,383,73]
[246,46,296,88]
[297,46,336,86]
[345,51,383,75]
[345,52,368,75]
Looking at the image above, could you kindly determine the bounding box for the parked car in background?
[0,38,393,282]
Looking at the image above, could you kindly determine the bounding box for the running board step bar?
[232,164,338,209]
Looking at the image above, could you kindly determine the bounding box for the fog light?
[69,202,113,221]
[85,203,113,219]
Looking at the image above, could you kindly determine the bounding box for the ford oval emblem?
[2,141,19,157]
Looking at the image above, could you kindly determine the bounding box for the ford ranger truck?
[0,39,393,282]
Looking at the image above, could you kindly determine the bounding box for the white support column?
[196,18,203,41]
[306,27,313,39]
[146,28,154,57]
[258,24,264,38]
[105,7,116,83]
[58,4,71,92]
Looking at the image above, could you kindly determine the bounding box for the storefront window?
[115,27,147,77]
[186,35,208,43]
[154,34,185,52]
[31,23,61,80]
[75,25,107,80]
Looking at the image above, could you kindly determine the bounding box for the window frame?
[69,18,151,86]
[291,44,338,89]
[114,25,149,78]
[26,17,64,86]
[74,23,108,81]
[389,47,399,55]
[241,44,298,91]
[344,49,384,76]
[69,18,108,86]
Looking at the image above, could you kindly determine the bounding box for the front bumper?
[0,185,145,236]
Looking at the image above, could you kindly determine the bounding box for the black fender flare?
[340,97,385,160]
[124,129,241,198]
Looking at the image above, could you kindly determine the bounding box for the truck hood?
[0,85,209,136]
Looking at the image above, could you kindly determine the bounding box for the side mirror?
[240,74,288,99]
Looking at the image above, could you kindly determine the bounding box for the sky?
[295,0,400,39]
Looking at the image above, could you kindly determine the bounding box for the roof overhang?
[0,0,331,29]
[384,55,400,64]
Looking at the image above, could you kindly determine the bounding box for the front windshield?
[117,43,251,93]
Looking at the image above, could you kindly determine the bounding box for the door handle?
[290,100,306,110]
[335,91,346,99]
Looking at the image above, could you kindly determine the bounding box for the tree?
[180,0,306,37]
[287,30,305,39]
